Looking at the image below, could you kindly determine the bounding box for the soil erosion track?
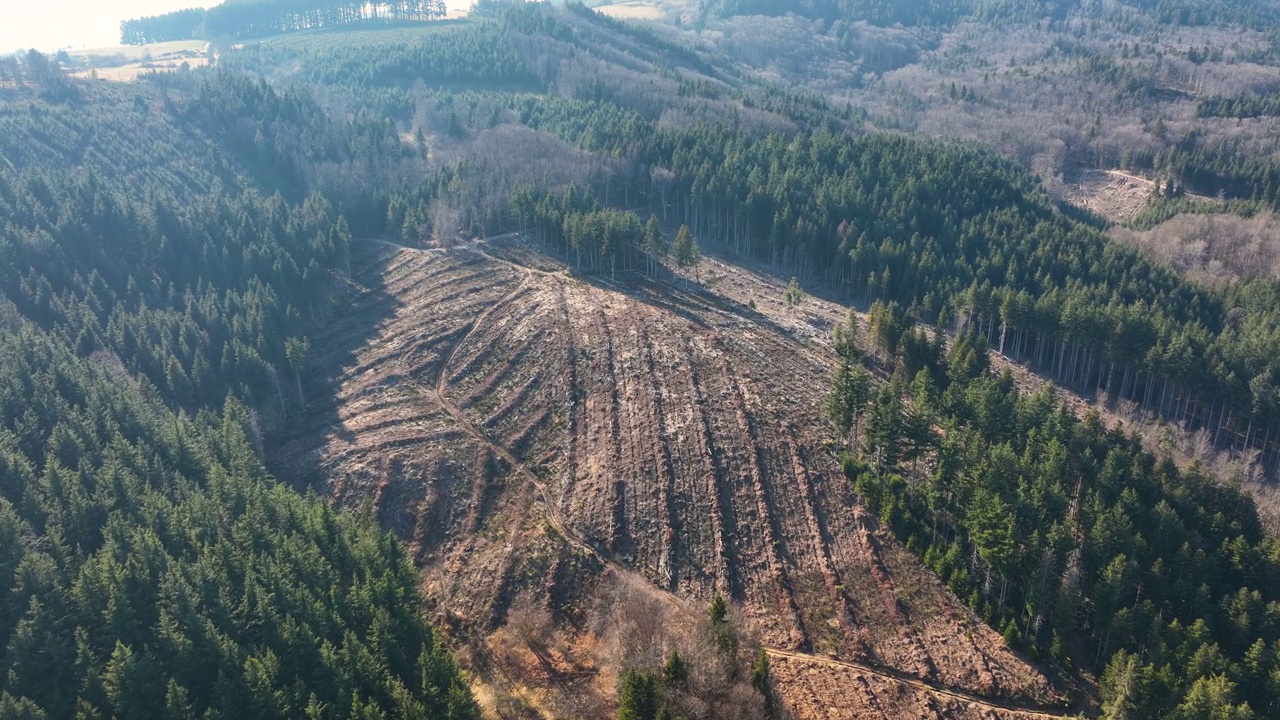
[280,237,1080,720]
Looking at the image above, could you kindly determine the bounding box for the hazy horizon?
[1,1,210,53]
[1,0,473,54]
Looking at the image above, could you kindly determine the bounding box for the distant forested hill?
[703,0,1280,28]
[121,0,448,45]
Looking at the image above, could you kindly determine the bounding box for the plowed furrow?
[783,433,873,661]
[442,286,541,390]
[676,335,742,603]
[411,454,452,554]
[557,282,582,522]
[484,371,548,428]
[590,292,629,556]
[850,505,939,680]
[633,319,680,591]
[712,347,807,650]
[500,405,553,459]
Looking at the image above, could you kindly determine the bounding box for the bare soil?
[1060,169,1159,224]
[272,237,1066,718]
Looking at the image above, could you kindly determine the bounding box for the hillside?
[3,0,1279,718]
[270,234,1070,718]
[0,69,479,717]
[164,3,1280,716]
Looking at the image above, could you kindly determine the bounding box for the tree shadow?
[265,241,403,489]
[484,235,830,357]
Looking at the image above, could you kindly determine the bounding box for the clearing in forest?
[271,237,1070,719]
[1060,168,1213,224]
[594,2,667,20]
[69,40,209,81]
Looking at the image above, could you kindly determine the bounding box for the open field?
[595,2,667,20]
[1060,168,1217,225]
[69,39,209,81]
[271,237,1067,717]
[70,39,208,62]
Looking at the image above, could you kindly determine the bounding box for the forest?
[203,8,1280,712]
[8,0,1280,716]
[701,0,1279,28]
[0,55,477,718]
[832,308,1280,718]
[121,0,448,45]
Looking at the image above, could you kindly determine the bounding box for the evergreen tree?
[783,277,806,312]
[673,225,701,286]
[617,671,660,720]
[825,357,873,451]
[644,214,666,275]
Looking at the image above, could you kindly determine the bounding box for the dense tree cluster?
[0,58,477,719]
[119,8,207,45]
[1121,141,1280,211]
[220,21,541,102]
[1198,93,1280,119]
[121,0,448,45]
[829,312,1280,718]
[0,336,477,718]
[0,77,361,416]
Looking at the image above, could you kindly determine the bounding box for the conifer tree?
[673,225,701,286]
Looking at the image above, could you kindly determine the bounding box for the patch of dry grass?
[595,2,666,20]
[68,40,209,82]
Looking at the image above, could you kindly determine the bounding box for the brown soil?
[769,652,1072,720]
[272,237,1068,718]
[1061,169,1157,224]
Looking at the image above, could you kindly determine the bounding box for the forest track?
[765,649,1077,719]
[359,237,1079,720]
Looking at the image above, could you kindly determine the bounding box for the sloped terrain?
[272,237,1066,717]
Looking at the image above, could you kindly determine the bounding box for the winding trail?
[363,236,1084,720]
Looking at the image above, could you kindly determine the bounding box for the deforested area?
[4,0,1280,718]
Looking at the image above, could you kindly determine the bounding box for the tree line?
[704,0,1280,30]
[827,309,1280,718]
[1198,93,1280,119]
[121,0,448,45]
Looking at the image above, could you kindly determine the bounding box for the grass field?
[594,2,666,20]
[69,40,208,82]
